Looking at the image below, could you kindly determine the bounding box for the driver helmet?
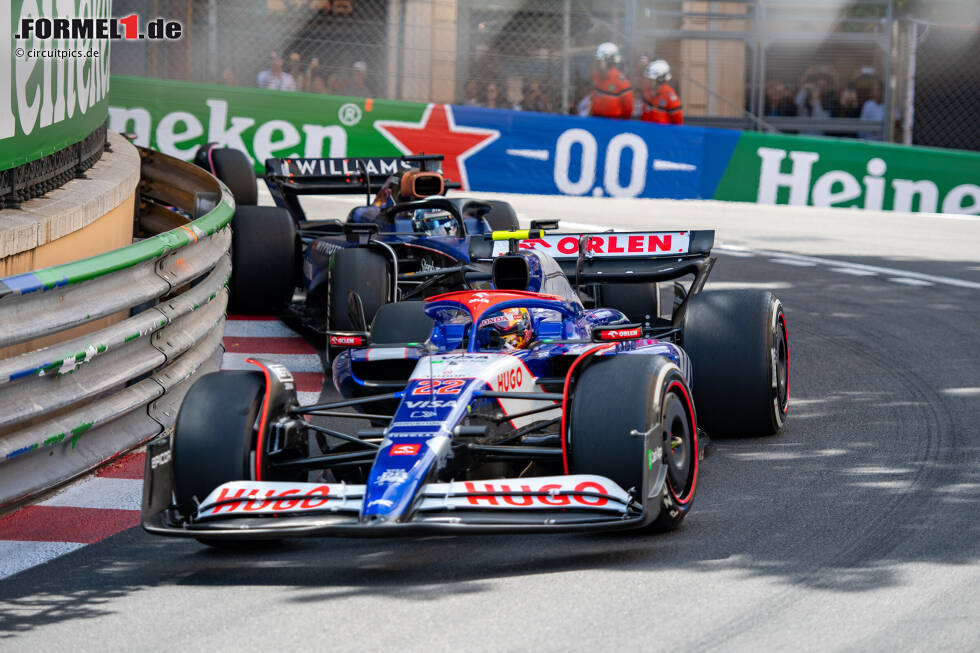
[411,205,458,236]
[477,307,534,351]
[595,42,621,67]
[645,59,672,85]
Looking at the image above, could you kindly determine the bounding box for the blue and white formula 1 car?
[142,231,789,543]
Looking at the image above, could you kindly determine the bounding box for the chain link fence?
[898,20,980,151]
[109,0,978,151]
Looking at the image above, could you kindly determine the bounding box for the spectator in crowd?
[764,80,795,116]
[632,54,651,118]
[462,79,481,106]
[839,84,861,118]
[859,80,886,140]
[325,72,347,95]
[310,75,328,94]
[574,81,592,116]
[852,66,878,107]
[515,81,550,112]
[220,66,237,87]
[795,81,830,134]
[590,42,633,119]
[640,59,683,125]
[484,82,506,109]
[257,52,297,91]
[287,52,306,91]
[794,65,841,129]
[347,61,372,97]
[299,56,321,94]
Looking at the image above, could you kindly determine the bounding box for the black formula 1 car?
[142,230,789,543]
[194,147,672,353]
[194,147,525,335]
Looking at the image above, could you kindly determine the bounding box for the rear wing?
[264,154,461,221]
[489,230,713,260]
[487,228,716,287]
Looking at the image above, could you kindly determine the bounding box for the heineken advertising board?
[1,0,112,171]
[108,75,980,215]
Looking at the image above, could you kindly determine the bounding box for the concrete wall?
[0,133,139,360]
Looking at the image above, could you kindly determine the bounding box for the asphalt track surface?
[1,194,978,651]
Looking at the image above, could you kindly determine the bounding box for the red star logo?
[374,104,499,190]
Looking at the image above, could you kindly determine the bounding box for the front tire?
[567,355,697,532]
[229,206,297,314]
[173,371,265,509]
[209,147,258,206]
[681,290,789,437]
[173,371,287,549]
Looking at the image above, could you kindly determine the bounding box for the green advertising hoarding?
[1,0,112,171]
[713,132,980,214]
[108,75,979,215]
[108,75,414,170]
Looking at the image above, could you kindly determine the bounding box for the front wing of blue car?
[142,475,651,538]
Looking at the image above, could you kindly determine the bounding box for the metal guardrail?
[0,146,236,510]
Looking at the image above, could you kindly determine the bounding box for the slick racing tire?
[567,355,697,532]
[681,290,789,437]
[481,200,520,231]
[598,282,661,325]
[208,146,258,206]
[370,301,434,345]
[327,247,390,332]
[229,206,297,314]
[172,371,283,549]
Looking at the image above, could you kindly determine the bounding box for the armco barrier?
[108,75,980,216]
[0,147,234,510]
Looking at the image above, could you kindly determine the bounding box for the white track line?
[39,477,143,511]
[221,352,324,372]
[888,277,934,287]
[297,391,320,406]
[0,541,85,579]
[743,248,980,289]
[769,258,818,267]
[830,267,878,276]
[714,248,756,258]
[223,319,304,338]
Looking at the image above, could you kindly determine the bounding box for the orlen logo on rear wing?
[491,232,690,259]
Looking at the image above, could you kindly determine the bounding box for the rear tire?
[567,355,697,532]
[681,290,789,437]
[229,206,297,314]
[481,200,520,231]
[370,301,433,344]
[209,147,258,206]
[327,248,389,331]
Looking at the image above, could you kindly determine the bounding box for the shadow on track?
[1,253,978,640]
